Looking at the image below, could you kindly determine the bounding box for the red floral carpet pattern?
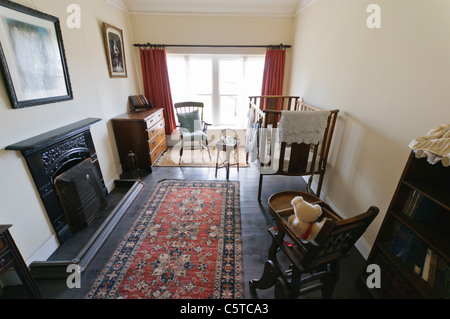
[85,180,243,299]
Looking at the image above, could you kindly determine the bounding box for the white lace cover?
[279,110,331,145]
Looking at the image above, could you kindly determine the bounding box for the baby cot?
[245,96,339,200]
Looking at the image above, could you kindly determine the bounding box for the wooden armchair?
[174,102,212,163]
[249,191,379,298]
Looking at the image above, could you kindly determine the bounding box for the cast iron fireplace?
[6,118,107,244]
[6,118,144,278]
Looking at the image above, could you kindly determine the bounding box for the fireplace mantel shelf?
[6,118,101,155]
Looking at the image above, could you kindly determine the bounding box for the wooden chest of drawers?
[112,108,167,172]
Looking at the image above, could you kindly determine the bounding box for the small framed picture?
[0,0,73,109]
[102,22,127,78]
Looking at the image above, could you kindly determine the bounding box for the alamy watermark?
[66,264,81,289]
[366,4,381,29]
[366,264,381,289]
[64,3,381,30]
[66,4,81,29]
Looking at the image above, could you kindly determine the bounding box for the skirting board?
[25,235,60,267]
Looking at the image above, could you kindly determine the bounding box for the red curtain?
[140,47,177,135]
[260,49,286,109]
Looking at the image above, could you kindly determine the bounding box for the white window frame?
[167,53,264,128]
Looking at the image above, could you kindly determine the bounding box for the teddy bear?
[287,196,326,241]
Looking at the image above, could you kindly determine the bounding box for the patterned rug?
[85,179,243,299]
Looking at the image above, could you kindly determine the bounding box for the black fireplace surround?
[6,118,144,277]
[6,118,106,244]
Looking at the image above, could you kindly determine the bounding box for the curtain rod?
[133,43,291,49]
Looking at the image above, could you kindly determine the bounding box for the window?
[167,54,264,127]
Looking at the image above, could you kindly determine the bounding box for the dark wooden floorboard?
[33,161,372,299]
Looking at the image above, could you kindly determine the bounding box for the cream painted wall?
[0,0,140,263]
[289,0,450,257]
[129,14,294,95]
[131,14,293,45]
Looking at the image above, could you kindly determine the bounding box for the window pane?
[219,59,242,95]
[244,57,264,97]
[219,59,243,126]
[167,56,188,102]
[189,58,213,123]
[220,96,239,125]
[189,58,212,95]
[194,95,213,124]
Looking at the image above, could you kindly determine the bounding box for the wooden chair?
[257,101,339,201]
[249,191,379,299]
[174,102,211,163]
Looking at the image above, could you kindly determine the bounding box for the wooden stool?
[249,191,378,298]
[215,129,240,180]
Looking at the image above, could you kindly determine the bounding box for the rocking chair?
[249,191,378,299]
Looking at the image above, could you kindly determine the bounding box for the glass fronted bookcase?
[363,151,450,298]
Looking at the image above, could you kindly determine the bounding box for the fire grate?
[55,158,107,234]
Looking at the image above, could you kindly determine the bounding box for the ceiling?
[119,0,314,16]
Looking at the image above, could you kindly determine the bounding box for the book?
[413,239,428,276]
[400,233,415,263]
[385,221,402,248]
[445,263,450,298]
[391,225,411,257]
[402,190,423,217]
[433,257,448,295]
[427,251,438,287]
[402,189,440,221]
[422,248,434,281]
[410,196,440,221]
[404,236,427,275]
[401,190,414,214]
